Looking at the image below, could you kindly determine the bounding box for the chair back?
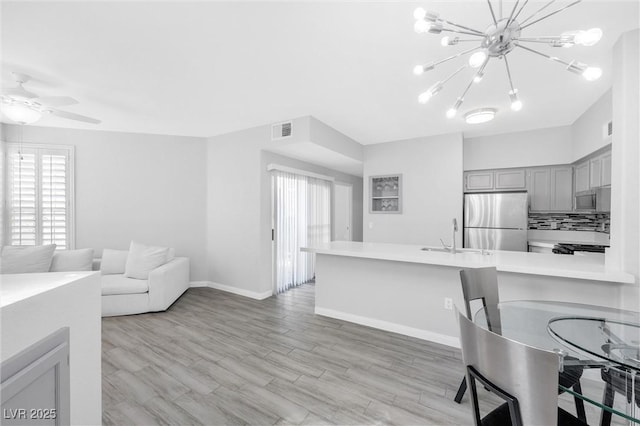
[460,267,502,333]
[457,308,560,426]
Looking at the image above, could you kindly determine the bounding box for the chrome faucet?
[440,218,458,254]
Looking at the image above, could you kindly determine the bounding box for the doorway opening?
[271,169,331,294]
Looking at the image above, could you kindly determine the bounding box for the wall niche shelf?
[370,174,402,214]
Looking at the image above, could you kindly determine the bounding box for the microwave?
[575,187,611,212]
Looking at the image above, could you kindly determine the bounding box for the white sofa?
[94,257,190,317]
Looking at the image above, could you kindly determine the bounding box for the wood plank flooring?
[101,284,611,425]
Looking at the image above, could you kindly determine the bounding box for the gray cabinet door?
[495,169,526,190]
[550,167,573,211]
[528,168,550,211]
[575,161,590,193]
[465,171,494,191]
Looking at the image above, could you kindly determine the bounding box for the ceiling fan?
[1,72,101,125]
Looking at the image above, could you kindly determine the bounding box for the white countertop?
[0,271,99,308]
[302,241,635,284]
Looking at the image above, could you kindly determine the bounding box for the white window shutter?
[41,153,68,249]
[7,149,38,246]
[4,144,73,250]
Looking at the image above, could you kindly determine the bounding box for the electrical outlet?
[444,297,453,310]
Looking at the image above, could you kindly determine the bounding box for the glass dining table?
[474,300,640,424]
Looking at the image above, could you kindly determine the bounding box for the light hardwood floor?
[102,284,610,425]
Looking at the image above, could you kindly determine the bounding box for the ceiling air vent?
[603,120,613,141]
[271,121,293,140]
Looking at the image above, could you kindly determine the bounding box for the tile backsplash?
[528,213,610,234]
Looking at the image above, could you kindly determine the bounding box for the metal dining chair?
[457,308,589,426]
[453,267,587,423]
[599,365,640,426]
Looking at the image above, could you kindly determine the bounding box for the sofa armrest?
[147,257,190,311]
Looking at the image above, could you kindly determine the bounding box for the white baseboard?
[315,307,460,349]
[190,281,272,300]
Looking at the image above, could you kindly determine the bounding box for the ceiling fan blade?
[35,96,79,107]
[2,86,38,99]
[49,109,101,124]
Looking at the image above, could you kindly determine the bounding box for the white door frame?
[333,182,353,241]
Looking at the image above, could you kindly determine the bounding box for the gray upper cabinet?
[464,169,525,192]
[528,168,551,211]
[590,150,612,188]
[574,161,590,193]
[495,169,526,190]
[575,146,612,194]
[464,171,494,191]
[601,152,612,186]
[527,166,573,212]
[550,166,573,211]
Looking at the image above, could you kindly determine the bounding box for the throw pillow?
[50,248,94,272]
[124,241,170,280]
[100,249,129,275]
[0,244,57,274]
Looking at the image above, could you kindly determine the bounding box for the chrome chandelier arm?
[486,0,498,26]
[504,56,517,93]
[441,27,486,37]
[441,19,485,36]
[521,0,583,30]
[416,46,479,73]
[443,65,468,85]
[515,43,573,67]
[509,0,530,26]
[519,0,557,26]
[506,0,520,27]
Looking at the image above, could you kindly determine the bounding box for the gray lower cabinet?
[527,166,573,212]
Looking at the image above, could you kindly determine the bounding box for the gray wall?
[207,117,364,296]
[363,132,464,248]
[1,124,208,280]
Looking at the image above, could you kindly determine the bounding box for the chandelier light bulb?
[414,19,429,34]
[468,51,487,68]
[575,28,603,46]
[446,108,457,119]
[413,65,425,76]
[473,71,485,83]
[582,66,602,81]
[509,90,522,111]
[441,36,450,46]
[418,81,444,104]
[413,7,427,20]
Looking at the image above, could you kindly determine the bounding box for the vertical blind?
[274,171,331,294]
[4,144,73,249]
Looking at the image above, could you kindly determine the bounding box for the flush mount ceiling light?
[413,0,603,119]
[464,108,497,124]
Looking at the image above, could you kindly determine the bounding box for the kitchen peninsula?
[302,241,635,348]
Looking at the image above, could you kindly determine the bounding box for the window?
[3,143,74,249]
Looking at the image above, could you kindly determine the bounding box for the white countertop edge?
[302,244,635,285]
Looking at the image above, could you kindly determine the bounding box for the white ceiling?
[1,1,638,145]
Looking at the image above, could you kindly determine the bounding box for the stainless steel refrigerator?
[463,192,528,252]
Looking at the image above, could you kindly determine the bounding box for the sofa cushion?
[124,241,170,280]
[101,249,129,275]
[50,248,94,272]
[101,274,149,296]
[0,244,57,274]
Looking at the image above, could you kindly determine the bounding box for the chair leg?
[454,377,467,403]
[600,382,615,426]
[572,381,587,423]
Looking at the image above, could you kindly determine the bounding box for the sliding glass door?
[272,170,331,294]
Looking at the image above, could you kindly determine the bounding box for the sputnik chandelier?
[413,0,603,122]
